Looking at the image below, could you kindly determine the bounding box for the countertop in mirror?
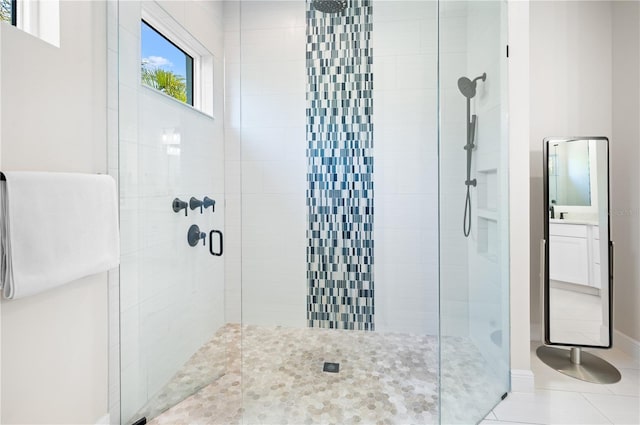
[549,218,599,226]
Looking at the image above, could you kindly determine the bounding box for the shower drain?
[323,362,340,373]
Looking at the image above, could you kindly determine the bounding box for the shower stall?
[113,0,509,423]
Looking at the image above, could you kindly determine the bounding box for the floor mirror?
[538,136,621,384]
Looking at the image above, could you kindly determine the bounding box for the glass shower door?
[117,2,227,423]
[438,1,510,423]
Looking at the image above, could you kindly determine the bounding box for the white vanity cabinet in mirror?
[538,137,621,385]
[549,221,600,289]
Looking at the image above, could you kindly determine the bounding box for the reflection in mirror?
[545,138,611,348]
[539,139,620,385]
[548,141,592,207]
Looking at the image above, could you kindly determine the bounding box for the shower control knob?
[173,198,188,216]
[187,224,206,247]
[190,197,204,213]
[203,196,215,212]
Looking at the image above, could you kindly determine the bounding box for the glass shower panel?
[112,0,511,422]
[438,1,510,423]
[117,2,227,423]
[237,0,440,423]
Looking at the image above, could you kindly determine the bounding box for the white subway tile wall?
[372,0,439,334]
[224,0,440,335]
[225,0,308,329]
[115,1,227,422]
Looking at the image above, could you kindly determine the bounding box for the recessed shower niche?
[477,169,499,260]
[114,1,510,424]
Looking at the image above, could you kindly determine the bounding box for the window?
[141,2,214,117]
[2,0,59,46]
[1,0,16,25]
[141,20,194,106]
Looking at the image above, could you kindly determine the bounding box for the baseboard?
[510,369,535,393]
[614,329,640,363]
[96,413,110,425]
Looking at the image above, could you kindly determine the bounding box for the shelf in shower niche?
[477,216,498,263]
[477,208,497,221]
[476,169,498,212]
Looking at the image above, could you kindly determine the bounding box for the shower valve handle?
[190,197,204,213]
[203,196,215,213]
[173,198,188,216]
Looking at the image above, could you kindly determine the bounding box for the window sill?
[140,84,215,121]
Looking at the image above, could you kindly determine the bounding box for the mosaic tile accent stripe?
[306,0,374,330]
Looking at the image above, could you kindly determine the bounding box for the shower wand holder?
[465,178,477,187]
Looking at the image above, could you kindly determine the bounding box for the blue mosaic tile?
[306,0,374,331]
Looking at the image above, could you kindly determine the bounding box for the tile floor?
[482,343,640,425]
[549,284,605,346]
[143,324,506,425]
[137,324,638,425]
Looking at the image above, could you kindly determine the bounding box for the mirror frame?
[543,136,613,349]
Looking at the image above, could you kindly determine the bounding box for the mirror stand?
[536,345,621,384]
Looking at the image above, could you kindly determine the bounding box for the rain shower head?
[457,73,487,99]
[311,0,348,14]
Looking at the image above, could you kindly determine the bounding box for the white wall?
[224,0,308,328]
[372,1,439,334]
[611,1,640,344]
[508,0,532,380]
[116,1,227,422]
[529,0,613,341]
[439,0,470,338]
[106,1,120,421]
[0,1,108,423]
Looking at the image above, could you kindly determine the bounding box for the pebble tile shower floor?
[139,324,503,424]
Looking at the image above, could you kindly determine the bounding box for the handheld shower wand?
[457,72,486,237]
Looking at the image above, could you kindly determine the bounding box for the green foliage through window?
[141,66,188,103]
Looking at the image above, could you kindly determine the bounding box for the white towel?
[0,172,119,300]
